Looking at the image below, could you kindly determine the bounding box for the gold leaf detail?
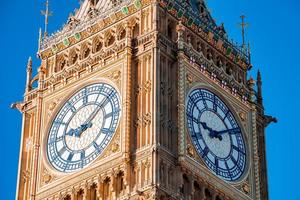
[187,144,195,158]
[111,142,120,153]
[242,182,250,195]
[49,102,57,111]
[239,112,246,121]
[42,170,53,184]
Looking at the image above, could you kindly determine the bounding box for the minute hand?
[214,128,240,136]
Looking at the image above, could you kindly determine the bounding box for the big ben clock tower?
[14,0,275,199]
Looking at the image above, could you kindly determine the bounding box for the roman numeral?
[105,109,120,119]
[80,151,85,160]
[232,145,245,155]
[186,113,199,124]
[225,161,233,181]
[67,102,76,113]
[53,120,67,126]
[202,147,209,157]
[189,96,201,112]
[67,153,74,161]
[223,110,230,120]
[213,95,217,112]
[215,157,219,175]
[101,128,112,135]
[58,147,67,156]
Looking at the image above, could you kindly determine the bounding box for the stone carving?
[186,73,193,85]
[239,112,247,122]
[111,142,120,153]
[22,170,31,183]
[187,144,195,158]
[25,137,33,152]
[42,169,53,185]
[242,182,250,195]
[107,70,121,84]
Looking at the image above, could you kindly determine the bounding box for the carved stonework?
[25,137,33,152]
[239,111,247,122]
[242,182,250,195]
[111,142,120,153]
[107,70,121,84]
[186,73,194,85]
[22,170,31,183]
[48,98,62,116]
[42,168,53,185]
[187,144,195,158]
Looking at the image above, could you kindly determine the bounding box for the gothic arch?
[92,35,103,53]
[81,42,91,59]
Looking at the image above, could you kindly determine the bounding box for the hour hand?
[65,122,93,138]
[200,122,213,132]
[66,128,80,137]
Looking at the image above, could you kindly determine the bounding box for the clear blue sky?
[0,0,298,199]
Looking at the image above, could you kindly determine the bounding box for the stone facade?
[14,0,273,199]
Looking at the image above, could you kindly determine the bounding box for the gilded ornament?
[239,112,246,121]
[242,182,250,195]
[111,142,120,153]
[108,70,121,83]
[49,102,57,111]
[187,144,195,158]
[42,171,53,184]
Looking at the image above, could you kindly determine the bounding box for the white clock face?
[46,83,121,173]
[186,88,247,182]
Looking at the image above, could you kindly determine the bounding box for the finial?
[41,0,53,37]
[239,15,249,49]
[27,57,32,69]
[257,70,263,107]
[26,57,33,93]
[38,28,42,53]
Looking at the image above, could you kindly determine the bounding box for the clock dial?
[46,83,121,173]
[186,88,246,182]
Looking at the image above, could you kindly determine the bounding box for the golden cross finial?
[41,0,53,37]
[239,15,249,48]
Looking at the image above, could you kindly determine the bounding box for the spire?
[239,15,249,50]
[257,70,263,107]
[25,57,33,93]
[41,0,53,37]
[38,28,42,54]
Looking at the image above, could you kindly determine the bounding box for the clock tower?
[14,0,275,200]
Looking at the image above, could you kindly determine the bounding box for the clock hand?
[209,128,240,141]
[200,122,217,138]
[214,128,240,136]
[77,92,114,137]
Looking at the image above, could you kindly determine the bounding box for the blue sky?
[0,0,298,199]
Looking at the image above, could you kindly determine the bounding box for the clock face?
[186,88,246,182]
[46,83,121,173]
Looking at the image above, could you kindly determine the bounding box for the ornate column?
[110,172,116,200]
[123,21,133,160]
[97,176,104,200]
[83,182,88,200]
[70,187,76,200]
[30,64,45,200]
[25,57,32,95]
